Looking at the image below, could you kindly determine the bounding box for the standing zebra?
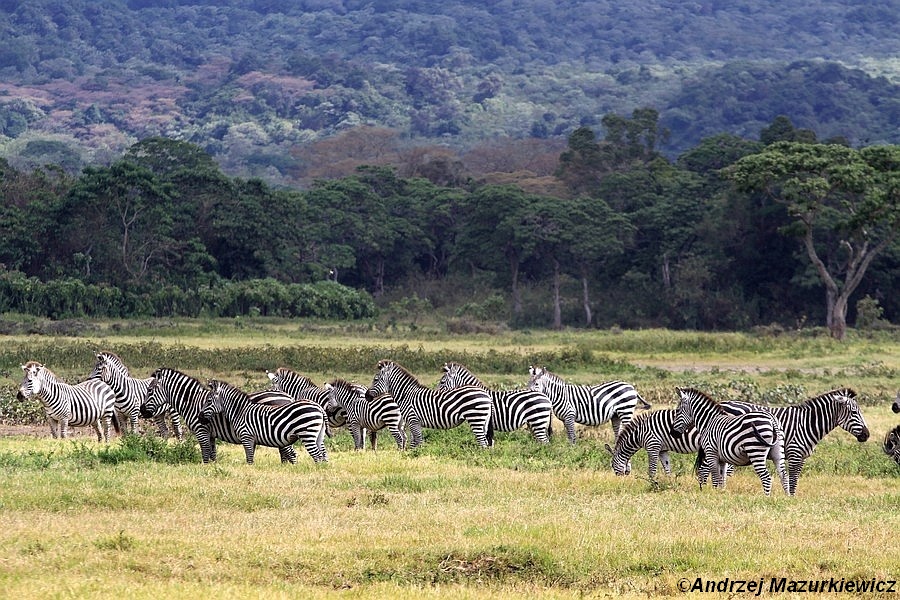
[369,359,493,449]
[672,387,789,496]
[527,365,651,444]
[720,388,869,495]
[141,368,298,464]
[202,379,327,464]
[883,425,900,467]
[18,361,118,442]
[325,378,406,450]
[267,367,346,431]
[438,362,552,444]
[603,409,708,484]
[90,351,183,439]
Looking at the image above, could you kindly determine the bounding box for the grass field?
[0,321,898,598]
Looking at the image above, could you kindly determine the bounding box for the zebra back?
[371,359,492,447]
[267,366,346,428]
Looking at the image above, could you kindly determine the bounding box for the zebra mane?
[273,367,316,387]
[443,362,482,381]
[379,360,422,386]
[23,360,62,382]
[677,387,726,411]
[97,351,130,375]
[154,367,206,388]
[808,387,857,404]
[208,378,246,398]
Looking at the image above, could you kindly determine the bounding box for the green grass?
[1,319,899,598]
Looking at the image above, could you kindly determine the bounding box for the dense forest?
[0,1,897,186]
[0,2,897,336]
[1,112,898,338]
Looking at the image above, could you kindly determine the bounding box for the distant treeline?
[0,111,897,332]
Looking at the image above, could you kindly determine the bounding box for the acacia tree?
[728,142,900,340]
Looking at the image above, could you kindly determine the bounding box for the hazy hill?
[0,0,897,184]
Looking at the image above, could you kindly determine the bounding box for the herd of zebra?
[14,351,900,495]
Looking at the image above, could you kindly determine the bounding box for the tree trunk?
[580,266,592,327]
[552,258,562,330]
[510,255,522,319]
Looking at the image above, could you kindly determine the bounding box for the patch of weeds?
[96,433,200,465]
[369,492,389,506]
[94,530,136,551]
[21,540,48,555]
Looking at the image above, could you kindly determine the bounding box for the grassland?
[0,320,898,598]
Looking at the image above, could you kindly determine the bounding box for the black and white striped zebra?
[603,409,707,483]
[90,351,183,439]
[18,361,118,442]
[369,359,493,449]
[883,425,900,467]
[438,362,552,444]
[325,378,406,450]
[140,368,298,463]
[527,365,651,444]
[201,379,328,464]
[720,388,869,495]
[266,367,346,431]
[672,387,789,496]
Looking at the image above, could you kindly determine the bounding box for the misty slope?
[0,0,897,181]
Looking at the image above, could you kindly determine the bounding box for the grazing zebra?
[369,359,493,449]
[90,351,183,439]
[325,378,406,450]
[603,409,708,484]
[18,361,118,442]
[202,379,327,464]
[141,368,298,464]
[720,388,869,495]
[527,365,651,444]
[438,362,552,444]
[883,425,900,467]
[266,367,346,431]
[673,387,789,496]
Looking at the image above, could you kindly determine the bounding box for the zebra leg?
[302,427,328,463]
[351,423,364,450]
[241,437,256,464]
[59,417,69,439]
[469,416,491,448]
[368,429,378,451]
[170,412,184,440]
[153,414,170,437]
[659,451,672,477]
[408,418,424,448]
[278,446,298,464]
[101,416,113,443]
[47,415,60,439]
[646,441,661,479]
[747,450,773,496]
[611,415,621,438]
[389,425,405,450]
[565,415,577,445]
[708,450,724,489]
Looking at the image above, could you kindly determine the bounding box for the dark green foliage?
[95,433,201,465]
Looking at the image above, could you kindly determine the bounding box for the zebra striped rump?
[326,378,406,450]
[883,425,900,467]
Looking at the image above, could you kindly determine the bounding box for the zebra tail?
[637,394,652,410]
[694,447,705,486]
[487,417,495,447]
[111,412,121,434]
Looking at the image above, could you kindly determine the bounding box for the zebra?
[720,388,869,495]
[90,351,183,439]
[527,365,651,444]
[140,368,299,464]
[892,391,899,414]
[266,367,346,431]
[325,378,406,450]
[369,359,494,449]
[438,362,552,444]
[883,425,900,467]
[202,379,328,464]
[672,387,789,496]
[18,361,119,442]
[603,409,709,484]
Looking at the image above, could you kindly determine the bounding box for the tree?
[728,142,900,339]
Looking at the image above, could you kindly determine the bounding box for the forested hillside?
[0,1,897,184]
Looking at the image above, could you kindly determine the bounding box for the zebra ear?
[265,370,276,381]
[442,363,450,372]
[603,443,613,454]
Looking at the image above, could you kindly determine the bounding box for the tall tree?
[728,142,900,339]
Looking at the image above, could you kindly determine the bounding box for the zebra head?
[265,369,281,388]
[199,379,227,425]
[892,391,900,414]
[527,365,548,393]
[671,387,698,434]
[19,361,45,399]
[438,362,460,392]
[370,360,395,397]
[883,426,900,467]
[604,438,634,476]
[831,389,869,442]
[140,371,170,418]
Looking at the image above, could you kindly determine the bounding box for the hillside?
[0,0,897,184]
